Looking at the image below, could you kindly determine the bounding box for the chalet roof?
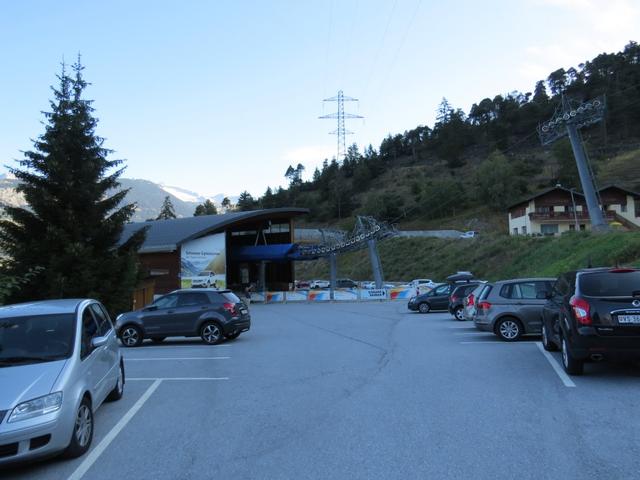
[120,208,309,254]
[598,184,640,198]
[508,186,584,210]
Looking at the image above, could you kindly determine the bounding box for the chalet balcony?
[529,210,615,222]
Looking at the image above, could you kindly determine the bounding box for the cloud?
[283,145,335,164]
[519,0,639,85]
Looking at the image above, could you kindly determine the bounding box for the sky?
[0,0,638,199]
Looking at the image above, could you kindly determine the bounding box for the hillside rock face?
[0,176,232,222]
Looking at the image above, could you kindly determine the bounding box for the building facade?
[508,185,640,236]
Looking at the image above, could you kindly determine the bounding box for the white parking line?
[459,341,532,345]
[67,379,162,480]
[124,357,230,361]
[124,344,231,350]
[535,342,576,388]
[453,332,491,336]
[127,377,229,381]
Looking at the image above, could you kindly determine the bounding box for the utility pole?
[319,90,363,161]
[538,95,609,232]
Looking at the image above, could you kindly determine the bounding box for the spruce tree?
[156,195,177,220]
[0,59,145,314]
[193,199,218,216]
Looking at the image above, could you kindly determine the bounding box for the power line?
[319,90,364,161]
[362,0,398,99]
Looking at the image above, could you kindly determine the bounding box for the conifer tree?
[0,59,145,314]
[193,199,218,216]
[156,195,177,220]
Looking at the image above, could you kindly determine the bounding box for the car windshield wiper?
[0,356,61,366]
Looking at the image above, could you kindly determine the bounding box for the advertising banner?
[250,292,266,303]
[287,291,308,302]
[180,233,226,289]
[334,289,358,301]
[389,288,415,300]
[265,292,285,303]
[307,290,331,302]
[360,289,388,301]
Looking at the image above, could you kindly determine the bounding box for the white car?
[460,231,479,239]
[309,279,330,289]
[191,270,217,288]
[361,281,394,289]
[409,279,437,290]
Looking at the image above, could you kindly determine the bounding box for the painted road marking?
[536,342,576,388]
[124,357,230,361]
[67,379,162,480]
[459,341,532,345]
[453,332,492,335]
[127,377,229,381]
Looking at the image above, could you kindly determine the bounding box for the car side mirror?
[91,335,108,348]
[144,305,158,312]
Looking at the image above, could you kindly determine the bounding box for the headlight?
[8,392,63,423]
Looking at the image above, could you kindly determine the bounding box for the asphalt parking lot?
[4,301,640,479]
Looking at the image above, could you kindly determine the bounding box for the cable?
[322,0,335,99]
[361,0,399,99]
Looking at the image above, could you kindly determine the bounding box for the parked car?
[361,281,394,289]
[408,283,454,313]
[309,280,330,289]
[409,278,437,292]
[0,299,124,465]
[335,278,357,289]
[473,278,556,341]
[191,270,217,288]
[541,267,640,375]
[459,231,479,239]
[463,283,489,321]
[116,289,250,347]
[449,282,483,321]
[295,280,310,289]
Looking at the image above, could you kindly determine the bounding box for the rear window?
[579,271,640,297]
[221,292,241,303]
[478,285,492,300]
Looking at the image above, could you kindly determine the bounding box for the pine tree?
[193,199,218,216]
[156,195,177,220]
[236,191,256,211]
[0,59,145,314]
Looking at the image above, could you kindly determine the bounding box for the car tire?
[119,325,143,347]
[151,337,166,343]
[561,335,584,375]
[106,363,125,402]
[454,307,465,321]
[496,317,522,342]
[63,397,94,458]
[418,303,430,314]
[225,331,241,340]
[200,321,224,345]
[541,323,558,352]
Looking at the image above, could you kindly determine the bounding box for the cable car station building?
[120,208,309,308]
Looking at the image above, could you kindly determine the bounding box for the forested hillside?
[238,42,640,231]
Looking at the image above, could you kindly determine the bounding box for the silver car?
[0,299,124,465]
[473,278,556,341]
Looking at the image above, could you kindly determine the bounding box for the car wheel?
[64,397,94,458]
[106,363,125,402]
[496,317,522,341]
[120,325,143,347]
[541,323,558,352]
[151,337,166,343]
[225,331,241,340]
[418,303,430,314]
[454,307,465,321]
[200,322,223,345]
[561,336,584,375]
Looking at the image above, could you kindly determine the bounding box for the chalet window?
[580,224,586,231]
[541,224,558,235]
[569,224,575,231]
[513,228,518,235]
[522,226,527,234]
[621,204,627,213]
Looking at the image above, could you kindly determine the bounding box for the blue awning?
[231,244,297,262]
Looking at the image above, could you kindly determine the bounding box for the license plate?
[617,314,640,324]
[240,309,248,315]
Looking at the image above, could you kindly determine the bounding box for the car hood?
[0,360,67,409]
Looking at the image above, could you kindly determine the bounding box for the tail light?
[451,295,458,303]
[478,301,491,310]
[610,268,637,273]
[222,302,238,315]
[570,296,591,325]
[468,294,475,306]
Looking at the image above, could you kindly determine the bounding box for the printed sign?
[286,291,308,302]
[360,289,388,301]
[334,289,358,301]
[180,233,226,289]
[265,292,285,303]
[389,288,415,300]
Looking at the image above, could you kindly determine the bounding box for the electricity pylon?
[319,90,363,161]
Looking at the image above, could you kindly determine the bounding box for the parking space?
[4,302,640,479]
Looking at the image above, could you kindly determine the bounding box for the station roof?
[120,208,309,254]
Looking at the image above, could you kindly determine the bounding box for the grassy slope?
[295,232,640,283]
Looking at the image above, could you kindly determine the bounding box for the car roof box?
[446,272,475,283]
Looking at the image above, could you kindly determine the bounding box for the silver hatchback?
[473,278,556,341]
[0,299,124,465]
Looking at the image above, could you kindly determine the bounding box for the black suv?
[448,283,482,321]
[408,283,453,313]
[335,278,357,289]
[541,268,640,375]
[116,289,250,347]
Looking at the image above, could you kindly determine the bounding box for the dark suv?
[116,289,250,347]
[408,283,453,313]
[448,283,482,321]
[541,268,640,375]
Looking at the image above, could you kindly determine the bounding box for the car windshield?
[579,271,640,297]
[0,313,75,366]
[197,271,211,276]
[222,292,241,303]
